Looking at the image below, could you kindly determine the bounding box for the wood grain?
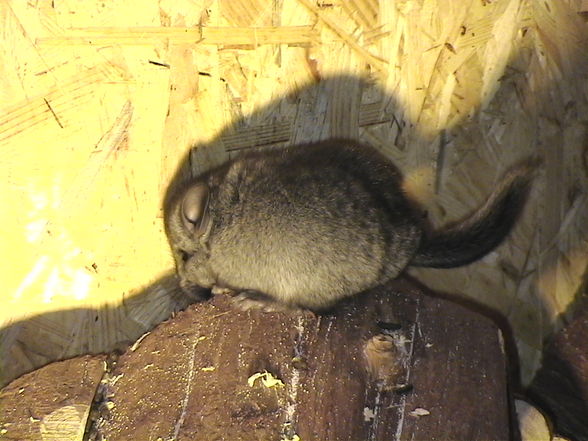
[0,355,106,441]
[95,278,512,441]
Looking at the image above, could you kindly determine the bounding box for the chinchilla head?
[164,178,216,292]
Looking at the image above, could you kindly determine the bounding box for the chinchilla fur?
[164,138,537,310]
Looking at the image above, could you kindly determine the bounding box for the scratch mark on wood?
[393,306,419,441]
[286,315,306,426]
[148,60,170,68]
[43,98,64,128]
[173,336,204,438]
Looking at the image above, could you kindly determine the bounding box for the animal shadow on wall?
[1,74,585,438]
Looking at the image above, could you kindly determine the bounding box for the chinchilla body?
[164,139,535,310]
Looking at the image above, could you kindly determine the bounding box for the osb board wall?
[1,0,587,386]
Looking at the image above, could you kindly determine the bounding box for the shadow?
[162,74,412,209]
[4,74,417,387]
[527,280,588,441]
[0,272,196,387]
[1,59,587,439]
[400,273,526,441]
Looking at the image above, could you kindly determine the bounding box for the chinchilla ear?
[181,183,210,236]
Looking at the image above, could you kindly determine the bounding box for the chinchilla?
[164,138,537,311]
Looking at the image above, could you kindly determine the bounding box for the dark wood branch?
[0,278,512,441]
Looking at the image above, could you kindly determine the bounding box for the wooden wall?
[1,0,587,386]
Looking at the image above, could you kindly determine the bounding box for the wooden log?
[91,277,512,441]
[0,355,106,441]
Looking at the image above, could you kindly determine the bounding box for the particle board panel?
[1,0,587,392]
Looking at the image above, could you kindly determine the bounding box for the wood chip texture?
[1,0,587,391]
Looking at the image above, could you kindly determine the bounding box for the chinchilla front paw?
[230,290,298,313]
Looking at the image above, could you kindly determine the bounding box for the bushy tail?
[410,157,540,269]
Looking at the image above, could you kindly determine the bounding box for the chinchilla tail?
[409,157,540,269]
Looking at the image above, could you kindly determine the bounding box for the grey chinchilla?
[164,138,537,310]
